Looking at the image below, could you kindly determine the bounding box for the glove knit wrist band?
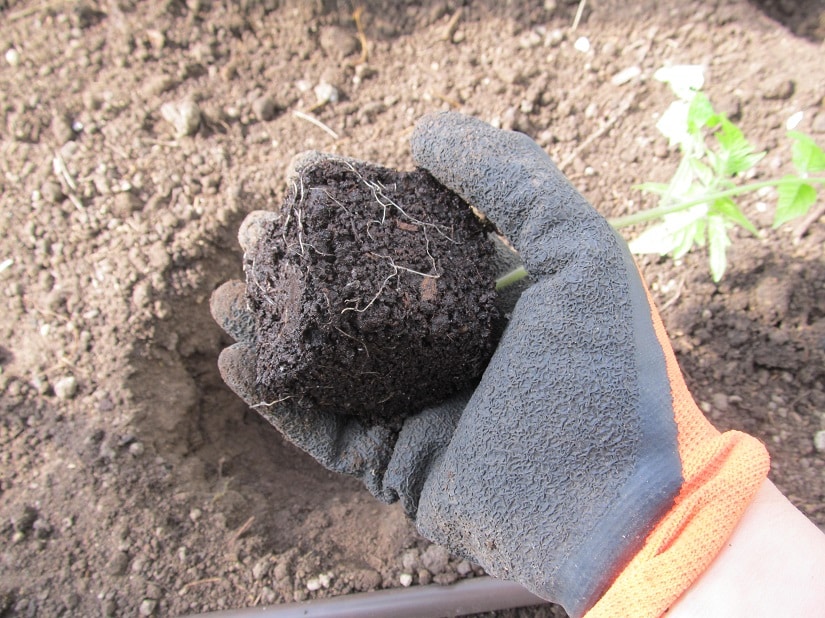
[584,289,770,618]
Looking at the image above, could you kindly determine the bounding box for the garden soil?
[1,1,824,616]
[247,159,499,427]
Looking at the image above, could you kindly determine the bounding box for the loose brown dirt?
[0,1,823,617]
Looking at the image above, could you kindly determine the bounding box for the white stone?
[54,376,78,400]
[5,48,20,67]
[813,430,825,453]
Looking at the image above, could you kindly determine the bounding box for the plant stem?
[608,176,825,229]
[496,266,528,290]
[497,175,825,290]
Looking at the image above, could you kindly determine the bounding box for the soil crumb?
[246,158,500,427]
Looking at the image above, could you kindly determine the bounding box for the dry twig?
[352,5,369,64]
[571,0,587,31]
[442,8,463,41]
[292,110,339,139]
[179,578,223,596]
[227,515,255,546]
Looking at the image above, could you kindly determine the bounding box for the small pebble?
[574,36,591,53]
[161,100,201,137]
[711,393,729,412]
[52,113,76,144]
[762,78,795,101]
[261,587,277,603]
[12,505,39,533]
[611,66,641,86]
[545,28,564,47]
[314,81,339,105]
[401,549,420,571]
[5,47,20,67]
[101,598,117,617]
[138,599,157,616]
[112,191,141,217]
[813,430,825,453]
[518,30,543,49]
[399,573,413,587]
[252,557,270,580]
[786,111,804,131]
[319,25,358,58]
[420,544,450,575]
[252,95,278,122]
[54,376,78,400]
[456,560,473,577]
[108,551,130,576]
[41,180,65,204]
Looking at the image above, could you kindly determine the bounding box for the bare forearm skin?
[667,480,825,617]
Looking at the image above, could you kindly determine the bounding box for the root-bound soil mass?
[246,159,500,427]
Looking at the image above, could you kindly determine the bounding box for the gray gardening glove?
[210,120,677,617]
[213,114,769,617]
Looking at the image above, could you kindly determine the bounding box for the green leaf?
[628,205,708,258]
[628,221,684,255]
[774,177,817,227]
[707,214,730,282]
[657,100,696,150]
[674,217,705,259]
[687,91,715,134]
[714,117,766,176]
[711,197,759,235]
[788,131,825,174]
[687,157,714,188]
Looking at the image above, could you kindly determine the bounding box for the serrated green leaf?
[788,131,825,174]
[673,218,705,258]
[657,100,695,150]
[628,222,684,255]
[707,214,730,282]
[669,223,696,259]
[661,156,699,202]
[687,91,715,134]
[687,156,714,187]
[712,197,759,235]
[714,117,766,176]
[628,204,707,257]
[774,178,817,227]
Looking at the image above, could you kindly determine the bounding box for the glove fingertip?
[218,343,260,406]
[238,210,280,254]
[211,280,257,344]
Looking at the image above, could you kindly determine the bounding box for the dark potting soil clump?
[245,157,501,427]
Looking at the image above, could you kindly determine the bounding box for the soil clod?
[246,158,500,427]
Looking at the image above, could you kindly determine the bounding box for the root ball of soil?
[246,157,500,427]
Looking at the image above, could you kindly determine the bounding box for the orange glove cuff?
[584,293,770,618]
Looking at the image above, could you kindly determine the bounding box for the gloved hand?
[211,112,769,618]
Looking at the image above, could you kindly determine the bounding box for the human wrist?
[666,479,825,617]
